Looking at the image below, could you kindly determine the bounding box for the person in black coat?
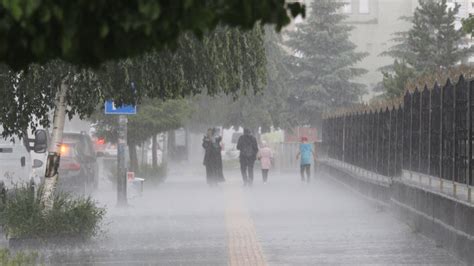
[202,128,225,186]
[237,128,259,186]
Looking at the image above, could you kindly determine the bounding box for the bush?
[0,248,40,265]
[223,158,240,170]
[137,163,167,185]
[103,157,118,186]
[0,184,105,241]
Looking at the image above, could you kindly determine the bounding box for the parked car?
[0,129,48,189]
[58,132,99,194]
[104,143,118,157]
[93,137,107,157]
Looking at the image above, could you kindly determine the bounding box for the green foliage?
[404,65,474,91]
[379,0,471,99]
[285,0,367,126]
[137,163,167,185]
[392,0,469,70]
[187,94,231,132]
[91,98,190,172]
[0,184,105,240]
[0,248,40,265]
[407,0,469,72]
[262,28,295,130]
[222,158,240,170]
[0,61,102,138]
[462,15,474,35]
[91,99,190,145]
[188,26,294,132]
[378,16,413,72]
[111,26,268,102]
[380,60,416,99]
[222,27,295,131]
[0,25,267,139]
[129,99,191,144]
[0,0,305,70]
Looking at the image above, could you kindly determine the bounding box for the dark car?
[58,132,99,194]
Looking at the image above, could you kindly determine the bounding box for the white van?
[0,130,48,189]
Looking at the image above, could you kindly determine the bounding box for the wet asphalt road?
[1,167,464,265]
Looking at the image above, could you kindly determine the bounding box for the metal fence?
[322,75,473,187]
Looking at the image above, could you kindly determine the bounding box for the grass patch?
[223,158,240,170]
[137,163,167,185]
[0,184,105,241]
[105,159,167,186]
[0,248,40,265]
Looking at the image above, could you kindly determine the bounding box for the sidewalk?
[2,169,463,265]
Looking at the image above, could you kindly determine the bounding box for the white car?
[104,143,118,157]
[0,130,48,189]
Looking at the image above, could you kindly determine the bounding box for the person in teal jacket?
[296,136,316,183]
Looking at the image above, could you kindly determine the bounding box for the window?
[342,0,352,14]
[359,0,369,14]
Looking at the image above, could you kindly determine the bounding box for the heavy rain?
[0,0,473,265]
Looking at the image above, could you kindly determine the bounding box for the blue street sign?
[104,100,137,115]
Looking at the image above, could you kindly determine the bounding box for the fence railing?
[322,75,473,188]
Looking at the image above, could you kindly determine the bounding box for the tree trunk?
[253,127,261,145]
[41,81,68,211]
[184,128,189,161]
[141,141,145,167]
[152,134,158,168]
[163,133,168,163]
[129,142,139,173]
[168,130,176,160]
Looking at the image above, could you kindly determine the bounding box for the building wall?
[341,0,418,100]
[288,0,418,100]
[287,0,473,100]
[447,0,474,30]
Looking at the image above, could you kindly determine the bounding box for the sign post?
[105,100,136,207]
[127,171,135,181]
[116,115,128,206]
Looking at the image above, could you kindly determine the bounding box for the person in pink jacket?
[257,141,273,184]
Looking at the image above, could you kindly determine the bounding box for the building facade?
[340,0,418,99]
[447,0,474,30]
[286,0,472,99]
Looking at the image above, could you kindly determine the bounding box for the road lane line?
[225,184,267,266]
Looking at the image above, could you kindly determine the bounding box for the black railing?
[322,75,473,186]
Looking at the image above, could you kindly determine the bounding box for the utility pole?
[117,115,128,206]
[104,82,137,206]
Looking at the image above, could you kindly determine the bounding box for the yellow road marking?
[225,184,267,266]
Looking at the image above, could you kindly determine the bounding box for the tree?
[262,28,295,130]
[0,26,266,136]
[378,16,414,72]
[0,1,304,71]
[187,27,294,134]
[285,0,367,126]
[0,25,267,209]
[378,0,471,99]
[224,28,295,133]
[462,15,474,35]
[380,60,416,99]
[91,98,190,171]
[407,0,469,72]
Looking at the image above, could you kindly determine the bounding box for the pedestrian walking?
[237,128,259,186]
[202,128,225,186]
[296,136,315,183]
[257,141,273,184]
